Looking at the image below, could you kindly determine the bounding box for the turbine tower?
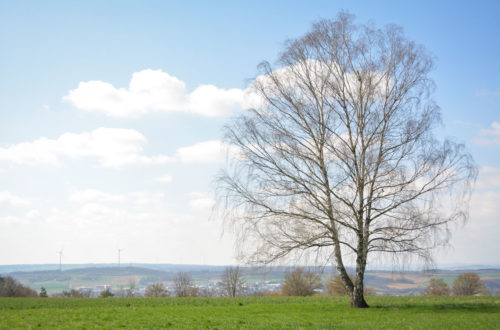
[58,249,63,272]
[118,248,123,268]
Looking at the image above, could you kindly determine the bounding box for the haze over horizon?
[1,1,499,266]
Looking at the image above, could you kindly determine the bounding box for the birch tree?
[217,12,476,308]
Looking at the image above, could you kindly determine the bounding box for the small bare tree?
[173,272,198,297]
[145,282,169,297]
[217,12,476,308]
[424,278,449,296]
[222,266,246,297]
[452,273,489,296]
[125,279,139,297]
[281,268,322,296]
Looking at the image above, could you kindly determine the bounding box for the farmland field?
[1,296,499,329]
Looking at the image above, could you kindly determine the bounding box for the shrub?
[452,273,490,296]
[281,269,322,296]
[424,278,449,296]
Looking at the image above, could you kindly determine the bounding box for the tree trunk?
[350,288,369,308]
[351,232,369,308]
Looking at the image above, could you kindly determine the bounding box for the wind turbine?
[58,249,63,272]
[118,248,123,268]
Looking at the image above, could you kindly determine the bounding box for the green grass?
[0,296,498,329]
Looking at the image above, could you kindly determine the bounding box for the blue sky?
[0,0,498,266]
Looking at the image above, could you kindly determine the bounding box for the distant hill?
[1,264,499,295]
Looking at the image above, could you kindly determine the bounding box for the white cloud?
[0,191,29,206]
[0,127,173,167]
[476,166,500,190]
[176,140,233,163]
[154,174,173,183]
[188,192,216,213]
[63,69,252,118]
[474,122,500,146]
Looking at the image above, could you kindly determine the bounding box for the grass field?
[0,296,499,329]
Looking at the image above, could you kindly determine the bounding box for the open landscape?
[1,296,499,328]
[1,0,499,328]
[2,264,500,296]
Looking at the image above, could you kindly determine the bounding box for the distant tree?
[173,272,199,297]
[478,283,492,296]
[39,287,48,298]
[363,286,377,296]
[325,275,351,296]
[0,276,17,297]
[424,278,449,296]
[79,288,92,298]
[198,287,217,297]
[326,274,375,296]
[452,273,489,296]
[145,282,169,297]
[281,269,322,296]
[99,287,114,298]
[222,266,246,297]
[125,279,139,297]
[0,276,38,297]
[60,289,86,298]
[250,289,272,297]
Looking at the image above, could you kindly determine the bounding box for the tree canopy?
[217,12,476,308]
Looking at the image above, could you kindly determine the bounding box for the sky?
[0,0,499,267]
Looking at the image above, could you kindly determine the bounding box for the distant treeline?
[0,275,38,297]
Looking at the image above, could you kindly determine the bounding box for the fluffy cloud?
[63,69,252,118]
[0,127,173,167]
[474,122,500,146]
[0,191,29,206]
[176,140,237,163]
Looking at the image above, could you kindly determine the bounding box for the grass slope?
[0,296,498,329]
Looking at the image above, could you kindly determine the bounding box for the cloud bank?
[0,127,236,168]
[63,69,253,118]
[0,127,173,167]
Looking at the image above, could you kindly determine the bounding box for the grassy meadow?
[0,296,499,329]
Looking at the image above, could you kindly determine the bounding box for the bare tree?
[222,266,246,297]
[424,278,449,296]
[173,272,199,297]
[452,273,489,296]
[145,282,169,297]
[125,279,139,297]
[217,12,476,308]
[281,268,322,296]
